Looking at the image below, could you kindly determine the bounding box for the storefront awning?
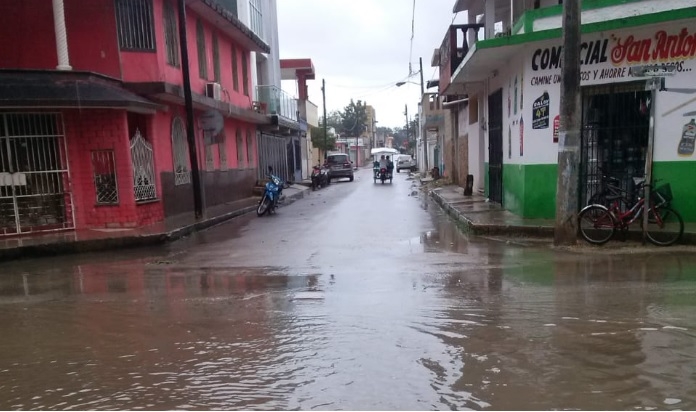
[0,70,164,114]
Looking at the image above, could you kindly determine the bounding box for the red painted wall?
[65,109,164,229]
[0,0,121,77]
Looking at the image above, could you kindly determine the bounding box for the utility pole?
[420,57,428,173]
[177,0,204,219]
[405,104,409,150]
[322,78,328,160]
[554,0,581,246]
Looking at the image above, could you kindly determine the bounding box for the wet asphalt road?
[2,168,696,410]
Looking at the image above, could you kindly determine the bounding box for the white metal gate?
[0,113,74,236]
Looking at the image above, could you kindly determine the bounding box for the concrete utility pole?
[178,0,204,219]
[420,57,428,172]
[554,0,581,246]
[405,104,409,149]
[322,78,328,160]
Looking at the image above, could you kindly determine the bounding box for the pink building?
[0,0,270,236]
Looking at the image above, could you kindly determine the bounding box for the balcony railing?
[256,85,298,122]
[438,24,484,93]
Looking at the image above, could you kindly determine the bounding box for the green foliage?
[339,100,368,137]
[310,125,335,153]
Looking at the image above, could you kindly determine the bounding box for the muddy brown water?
[1,170,695,410]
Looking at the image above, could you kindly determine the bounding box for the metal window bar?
[92,150,119,204]
[171,117,191,185]
[212,32,221,82]
[236,129,245,168]
[249,0,263,39]
[231,45,239,91]
[241,53,249,96]
[196,19,208,79]
[115,0,156,51]
[246,130,254,167]
[163,1,180,67]
[0,113,74,235]
[130,129,157,201]
[219,135,228,171]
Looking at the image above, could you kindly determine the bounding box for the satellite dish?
[199,110,224,136]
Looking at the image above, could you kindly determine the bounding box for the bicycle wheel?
[578,205,616,245]
[646,206,684,246]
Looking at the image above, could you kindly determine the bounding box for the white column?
[485,0,495,40]
[52,0,72,70]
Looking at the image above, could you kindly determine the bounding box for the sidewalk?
[428,183,696,245]
[0,185,310,262]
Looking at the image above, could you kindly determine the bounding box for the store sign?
[529,28,696,86]
[532,92,550,129]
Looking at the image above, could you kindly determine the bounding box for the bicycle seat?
[633,177,646,186]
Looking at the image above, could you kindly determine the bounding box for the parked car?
[325,152,354,182]
[396,154,416,172]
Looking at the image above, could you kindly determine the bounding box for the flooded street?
[2,169,696,410]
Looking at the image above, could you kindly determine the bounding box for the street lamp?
[396,80,420,87]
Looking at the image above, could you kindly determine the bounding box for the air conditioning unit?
[205,82,222,101]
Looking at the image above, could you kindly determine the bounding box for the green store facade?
[451,3,696,222]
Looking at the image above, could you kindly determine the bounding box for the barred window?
[171,117,190,185]
[249,0,263,39]
[231,45,239,91]
[246,130,254,166]
[219,135,228,171]
[241,52,249,96]
[204,131,214,171]
[236,129,244,168]
[163,1,180,67]
[130,129,157,202]
[115,0,156,51]
[196,19,208,79]
[92,150,119,204]
[212,32,221,82]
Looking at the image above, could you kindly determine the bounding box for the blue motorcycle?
[257,170,287,216]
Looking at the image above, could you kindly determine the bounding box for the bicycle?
[578,177,684,246]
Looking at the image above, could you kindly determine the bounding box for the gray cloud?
[278,0,466,128]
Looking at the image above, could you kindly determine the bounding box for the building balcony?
[442,0,696,93]
[255,85,301,132]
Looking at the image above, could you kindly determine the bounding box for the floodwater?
[1,169,696,410]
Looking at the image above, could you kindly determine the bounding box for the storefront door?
[488,89,504,204]
[580,82,650,207]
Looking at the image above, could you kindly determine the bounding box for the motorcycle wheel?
[257,195,272,216]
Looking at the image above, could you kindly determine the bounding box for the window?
[171,117,190,185]
[249,0,263,39]
[204,132,214,171]
[92,150,119,204]
[163,1,180,67]
[196,19,208,79]
[130,129,157,202]
[327,154,348,164]
[236,129,244,168]
[246,130,254,166]
[219,135,228,171]
[212,32,221,82]
[115,0,156,51]
[241,52,249,96]
[231,45,239,92]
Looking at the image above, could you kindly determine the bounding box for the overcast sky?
[277,0,468,129]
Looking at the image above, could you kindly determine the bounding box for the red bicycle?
[578,177,684,246]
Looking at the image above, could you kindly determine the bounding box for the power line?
[408,0,416,76]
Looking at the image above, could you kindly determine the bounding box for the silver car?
[396,155,416,173]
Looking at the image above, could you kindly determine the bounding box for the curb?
[430,189,696,245]
[0,189,309,262]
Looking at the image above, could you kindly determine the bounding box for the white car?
[395,155,416,172]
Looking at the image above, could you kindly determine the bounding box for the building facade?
[436,0,696,222]
[0,0,269,236]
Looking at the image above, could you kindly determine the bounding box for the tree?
[310,124,335,153]
[339,100,368,137]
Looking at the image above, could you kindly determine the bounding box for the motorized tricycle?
[371,148,398,184]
